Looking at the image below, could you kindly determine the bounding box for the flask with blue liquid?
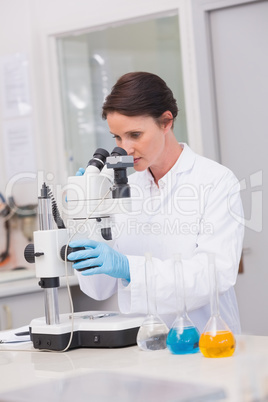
[166,255,200,355]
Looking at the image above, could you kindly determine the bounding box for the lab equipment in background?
[24,147,144,351]
[0,193,11,265]
[166,255,200,355]
[0,191,37,270]
[199,254,236,358]
[7,196,37,241]
[136,253,169,351]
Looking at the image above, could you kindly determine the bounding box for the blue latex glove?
[68,239,130,282]
[76,167,85,176]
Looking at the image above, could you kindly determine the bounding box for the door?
[209,1,268,334]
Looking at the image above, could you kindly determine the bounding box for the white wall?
[0,0,39,269]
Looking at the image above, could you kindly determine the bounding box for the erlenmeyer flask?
[199,254,236,358]
[136,253,169,351]
[166,255,200,355]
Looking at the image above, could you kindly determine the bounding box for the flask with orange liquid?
[199,254,236,358]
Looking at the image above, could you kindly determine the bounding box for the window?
[56,13,187,175]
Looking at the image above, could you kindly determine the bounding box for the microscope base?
[29,311,144,351]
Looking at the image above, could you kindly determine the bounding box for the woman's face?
[106,112,167,172]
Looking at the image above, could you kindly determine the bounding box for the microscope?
[24,147,144,351]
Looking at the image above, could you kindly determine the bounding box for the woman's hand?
[68,239,130,282]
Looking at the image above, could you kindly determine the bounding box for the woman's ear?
[160,110,174,132]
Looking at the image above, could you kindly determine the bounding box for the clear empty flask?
[136,253,169,351]
[166,255,200,355]
[199,254,236,358]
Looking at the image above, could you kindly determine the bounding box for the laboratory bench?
[0,334,267,401]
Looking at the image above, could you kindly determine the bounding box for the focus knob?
[60,245,85,261]
[24,243,35,263]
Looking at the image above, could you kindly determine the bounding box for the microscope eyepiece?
[111,147,128,157]
[106,147,133,199]
[87,148,110,171]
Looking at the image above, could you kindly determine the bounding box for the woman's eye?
[112,135,121,141]
[131,132,141,139]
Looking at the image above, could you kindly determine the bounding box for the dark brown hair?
[102,72,178,127]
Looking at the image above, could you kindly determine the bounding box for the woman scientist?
[68,72,244,333]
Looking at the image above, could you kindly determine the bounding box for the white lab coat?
[77,144,244,334]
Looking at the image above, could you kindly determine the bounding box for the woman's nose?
[121,140,134,156]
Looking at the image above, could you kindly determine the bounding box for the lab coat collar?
[172,143,196,174]
[143,143,196,186]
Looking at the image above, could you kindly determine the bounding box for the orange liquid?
[199,330,236,358]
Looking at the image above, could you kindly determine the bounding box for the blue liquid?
[166,326,200,355]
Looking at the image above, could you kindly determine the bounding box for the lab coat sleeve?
[76,271,118,301]
[118,170,244,315]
